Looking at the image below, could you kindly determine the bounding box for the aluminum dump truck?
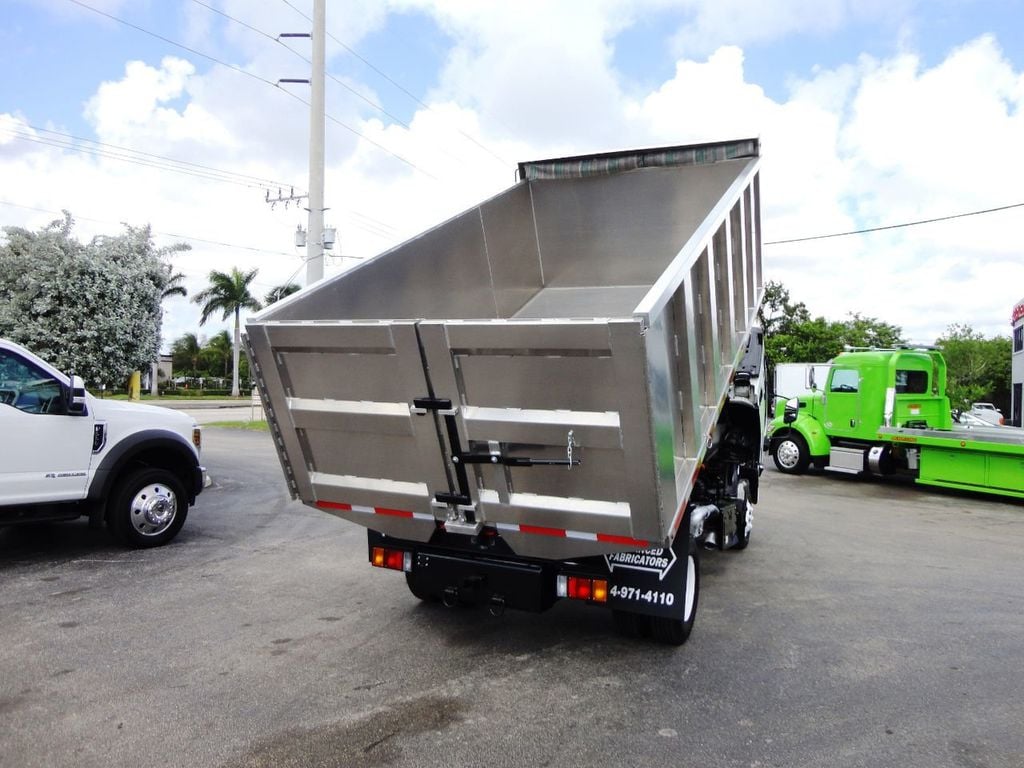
[246,138,766,644]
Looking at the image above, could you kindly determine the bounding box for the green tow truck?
[765,347,1024,499]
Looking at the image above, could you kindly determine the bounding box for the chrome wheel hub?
[130,484,177,536]
[776,440,800,469]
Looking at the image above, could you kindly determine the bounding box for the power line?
[66,0,278,88]
[67,0,438,178]
[0,199,400,249]
[3,125,300,191]
[189,0,412,131]
[274,86,438,179]
[188,0,474,175]
[0,200,296,258]
[9,130,272,188]
[278,0,512,169]
[766,202,1024,245]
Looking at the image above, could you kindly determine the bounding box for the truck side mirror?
[783,397,799,424]
[67,374,87,415]
[807,367,816,390]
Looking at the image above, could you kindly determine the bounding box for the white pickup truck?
[0,338,206,547]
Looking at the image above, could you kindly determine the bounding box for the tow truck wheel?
[108,467,188,548]
[772,434,810,474]
[650,550,700,646]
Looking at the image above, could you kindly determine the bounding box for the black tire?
[108,467,188,548]
[404,572,438,603]
[649,548,700,646]
[772,433,810,474]
[612,610,652,638]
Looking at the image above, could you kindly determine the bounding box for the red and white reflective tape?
[495,521,647,548]
[315,500,648,548]
[316,500,434,522]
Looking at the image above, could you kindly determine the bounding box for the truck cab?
[0,338,206,547]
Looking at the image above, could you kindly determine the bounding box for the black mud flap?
[603,534,695,621]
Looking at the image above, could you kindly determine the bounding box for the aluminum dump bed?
[246,139,763,560]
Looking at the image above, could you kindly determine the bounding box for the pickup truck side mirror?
[66,374,87,415]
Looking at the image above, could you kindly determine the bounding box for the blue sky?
[7,1,1021,136]
[2,0,1024,347]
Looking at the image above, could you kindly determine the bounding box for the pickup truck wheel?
[772,434,809,474]
[109,468,188,548]
[650,550,700,646]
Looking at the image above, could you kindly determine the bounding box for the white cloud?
[84,57,236,148]
[668,0,916,58]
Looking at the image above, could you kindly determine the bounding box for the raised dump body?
[246,139,765,643]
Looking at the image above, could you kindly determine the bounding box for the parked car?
[970,402,1005,425]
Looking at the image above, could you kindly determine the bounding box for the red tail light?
[370,547,412,572]
[556,575,608,603]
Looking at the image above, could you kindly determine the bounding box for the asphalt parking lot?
[2,429,1023,768]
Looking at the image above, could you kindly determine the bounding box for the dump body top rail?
[247,139,764,559]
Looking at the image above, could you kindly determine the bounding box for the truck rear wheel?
[614,547,700,645]
[612,610,652,638]
[108,467,188,548]
[732,480,753,550]
[649,550,700,645]
[772,434,809,474]
[405,572,438,603]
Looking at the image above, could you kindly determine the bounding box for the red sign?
[1013,302,1024,325]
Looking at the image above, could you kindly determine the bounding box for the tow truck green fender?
[766,412,831,459]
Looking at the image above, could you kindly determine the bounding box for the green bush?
[160,388,237,397]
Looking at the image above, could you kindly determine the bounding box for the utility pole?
[278,0,327,286]
[307,0,326,285]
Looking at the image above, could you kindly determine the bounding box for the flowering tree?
[0,212,187,387]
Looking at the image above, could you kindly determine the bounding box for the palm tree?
[192,268,261,397]
[152,265,188,395]
[265,282,301,305]
[170,332,203,376]
[161,266,188,300]
[203,330,233,379]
